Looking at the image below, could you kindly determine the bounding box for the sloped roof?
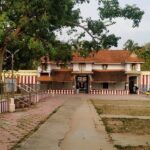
[51,69,73,82]
[72,50,143,64]
[125,52,143,63]
[92,69,127,83]
[37,76,52,82]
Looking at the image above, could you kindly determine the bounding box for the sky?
[79,0,150,49]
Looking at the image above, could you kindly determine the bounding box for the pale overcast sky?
[58,1,150,49]
[79,0,150,49]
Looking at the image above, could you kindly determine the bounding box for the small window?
[103,83,108,89]
[102,64,108,70]
[131,64,136,70]
[79,63,86,72]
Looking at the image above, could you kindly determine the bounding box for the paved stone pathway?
[0,96,65,150]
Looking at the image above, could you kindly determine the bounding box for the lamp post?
[6,49,20,98]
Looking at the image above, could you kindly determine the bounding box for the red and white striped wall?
[48,89,75,95]
[90,89,129,95]
[17,75,37,85]
[3,75,37,85]
[0,100,9,113]
[2,72,150,93]
[140,74,150,91]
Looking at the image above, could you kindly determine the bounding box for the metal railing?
[15,84,39,108]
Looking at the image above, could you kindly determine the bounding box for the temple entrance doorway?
[129,76,137,94]
[76,75,89,93]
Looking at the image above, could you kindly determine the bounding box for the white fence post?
[9,98,15,113]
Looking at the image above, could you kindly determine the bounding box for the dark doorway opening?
[76,75,88,93]
[129,76,137,94]
[103,82,109,89]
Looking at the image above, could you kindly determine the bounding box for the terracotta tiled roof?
[72,53,94,63]
[51,69,73,82]
[72,50,143,64]
[37,76,52,82]
[125,53,143,63]
[92,70,127,83]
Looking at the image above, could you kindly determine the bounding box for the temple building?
[37,50,144,94]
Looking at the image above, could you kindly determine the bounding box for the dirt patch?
[102,118,150,135]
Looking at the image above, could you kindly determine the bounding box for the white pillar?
[9,98,15,113]
[136,64,141,71]
[36,94,39,102]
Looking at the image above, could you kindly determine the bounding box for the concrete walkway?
[16,97,82,150]
[17,97,116,150]
[61,100,116,150]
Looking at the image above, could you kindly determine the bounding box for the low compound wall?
[47,89,141,95]
[90,89,130,95]
[0,92,51,114]
[37,91,51,101]
[48,89,75,95]
[0,100,9,113]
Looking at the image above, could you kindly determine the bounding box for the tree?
[135,42,150,71]
[123,39,139,51]
[0,0,85,71]
[50,42,72,65]
[70,0,144,50]
[0,0,144,77]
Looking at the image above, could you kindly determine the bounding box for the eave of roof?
[72,71,93,74]
[125,61,144,63]
[92,69,127,83]
[93,69,125,72]
[51,69,73,82]
[94,63,122,65]
[37,76,52,82]
[52,68,73,72]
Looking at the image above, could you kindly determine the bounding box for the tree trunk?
[0,26,21,82]
[0,48,4,83]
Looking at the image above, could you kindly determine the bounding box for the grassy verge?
[92,100,150,116]
[102,118,150,135]
[92,99,150,149]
